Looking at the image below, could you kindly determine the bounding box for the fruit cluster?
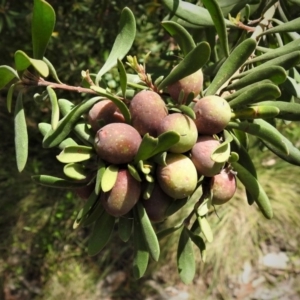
[83,68,236,223]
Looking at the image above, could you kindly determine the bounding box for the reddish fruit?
[211,169,236,205]
[193,96,231,134]
[156,153,198,199]
[191,135,224,177]
[157,113,198,153]
[94,123,142,164]
[102,169,141,217]
[130,90,168,136]
[142,183,173,223]
[167,67,203,103]
[88,100,125,132]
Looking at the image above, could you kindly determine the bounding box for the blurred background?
[1,0,300,299]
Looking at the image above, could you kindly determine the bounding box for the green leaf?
[165,198,188,217]
[88,210,115,256]
[257,100,300,121]
[136,202,160,261]
[178,105,196,119]
[157,223,184,240]
[96,7,136,84]
[177,227,196,284]
[0,65,19,90]
[161,21,196,56]
[6,82,17,113]
[198,216,213,243]
[134,134,158,163]
[235,51,300,79]
[90,86,131,123]
[118,212,133,242]
[32,174,87,188]
[14,92,28,172]
[58,138,78,150]
[56,145,94,163]
[205,38,257,95]
[127,164,142,182]
[14,50,49,77]
[32,0,56,59]
[202,0,229,57]
[63,163,88,180]
[43,57,63,83]
[133,211,149,279]
[81,199,105,228]
[161,0,235,28]
[227,120,289,155]
[231,162,273,219]
[188,229,206,262]
[231,105,280,119]
[58,98,75,116]
[281,76,300,98]
[228,82,281,109]
[74,119,94,146]
[211,130,232,163]
[158,42,210,90]
[101,165,119,192]
[259,17,300,36]
[117,59,127,98]
[95,160,106,195]
[152,131,181,157]
[246,39,300,65]
[43,96,101,148]
[225,66,287,91]
[47,86,59,130]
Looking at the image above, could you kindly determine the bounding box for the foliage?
[2,0,300,284]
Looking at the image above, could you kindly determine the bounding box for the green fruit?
[157,113,198,153]
[88,99,125,131]
[94,123,142,164]
[156,153,198,199]
[167,67,203,103]
[211,169,236,205]
[142,183,173,223]
[194,96,231,134]
[102,169,141,217]
[191,135,224,177]
[130,90,168,136]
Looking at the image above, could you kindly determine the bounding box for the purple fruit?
[94,123,142,164]
[211,169,236,205]
[88,99,125,132]
[191,135,224,177]
[193,96,231,135]
[102,169,141,217]
[142,183,173,223]
[157,113,198,153]
[156,153,198,199]
[129,90,168,136]
[167,67,203,103]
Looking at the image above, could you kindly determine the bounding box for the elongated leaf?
[202,0,229,57]
[161,21,196,56]
[136,202,160,261]
[133,212,149,279]
[63,163,88,180]
[14,92,28,172]
[95,160,106,195]
[101,165,119,192]
[6,83,17,113]
[177,227,196,284]
[198,216,213,243]
[151,131,181,156]
[47,86,59,129]
[205,38,257,95]
[229,83,281,108]
[231,105,280,119]
[257,100,300,121]
[56,145,94,163]
[246,39,300,65]
[134,134,158,164]
[158,42,210,90]
[58,98,74,116]
[225,66,287,91]
[0,65,19,89]
[32,0,56,59]
[178,105,196,119]
[235,51,300,79]
[117,59,127,98]
[43,96,101,148]
[32,174,87,188]
[231,162,273,219]
[14,50,49,77]
[162,0,235,27]
[74,119,94,146]
[259,17,300,36]
[188,229,206,262]
[96,7,136,84]
[165,197,188,217]
[227,120,288,155]
[119,212,133,242]
[88,210,115,256]
[282,76,300,98]
[90,86,131,123]
[43,57,63,83]
[211,130,232,163]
